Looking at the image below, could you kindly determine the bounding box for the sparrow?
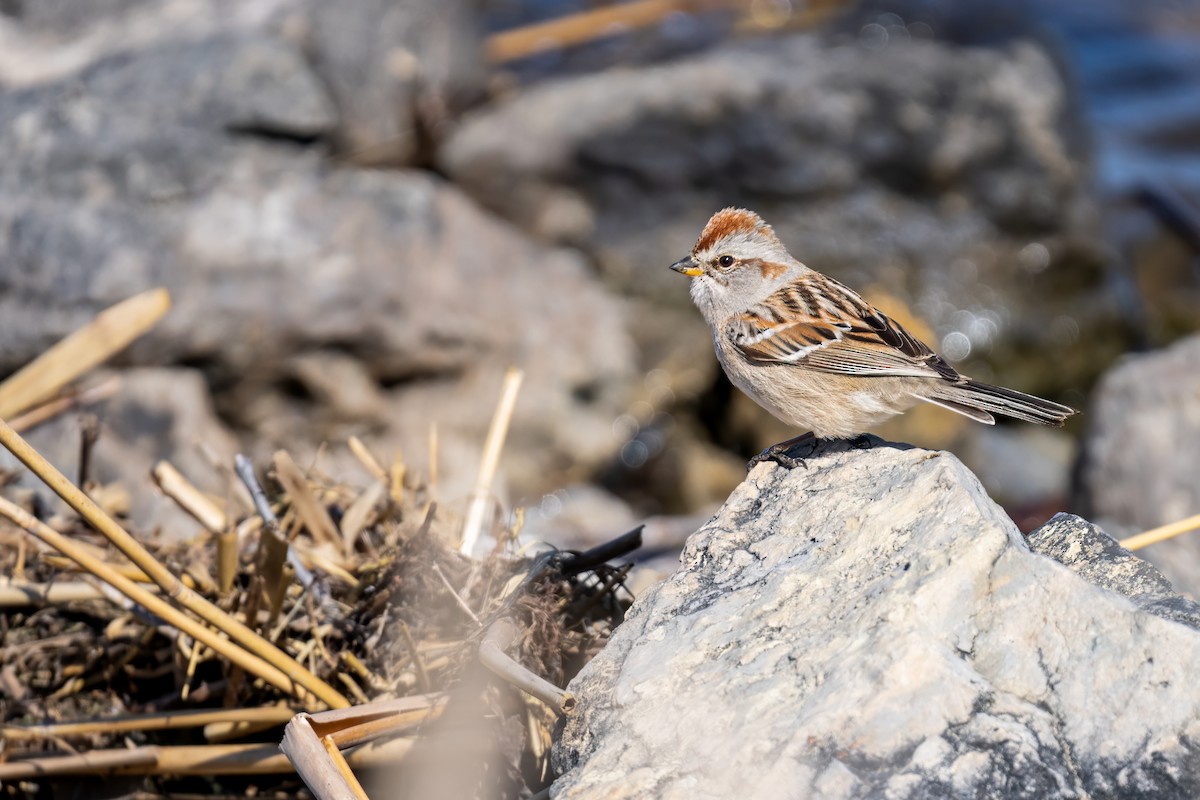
[671,208,1077,467]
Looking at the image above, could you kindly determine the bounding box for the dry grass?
[0,420,638,797]
[0,291,640,799]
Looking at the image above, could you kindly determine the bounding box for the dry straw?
[0,416,350,709]
[0,288,169,419]
[459,366,524,556]
[1120,512,1200,551]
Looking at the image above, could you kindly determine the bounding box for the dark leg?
[849,433,874,450]
[747,432,818,471]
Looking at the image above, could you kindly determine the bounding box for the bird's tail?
[923,380,1077,427]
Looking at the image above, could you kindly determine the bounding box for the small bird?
[671,208,1077,466]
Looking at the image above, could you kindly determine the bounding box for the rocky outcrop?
[1075,334,1200,598]
[0,0,484,166]
[552,439,1200,799]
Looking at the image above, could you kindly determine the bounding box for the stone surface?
[0,0,484,167]
[1,151,636,498]
[302,0,485,165]
[552,438,1200,799]
[1028,513,1200,630]
[1075,334,1200,598]
[444,32,1122,400]
[0,0,308,90]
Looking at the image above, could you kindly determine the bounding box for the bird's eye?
[717,255,735,268]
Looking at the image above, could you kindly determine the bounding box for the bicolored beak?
[670,255,703,277]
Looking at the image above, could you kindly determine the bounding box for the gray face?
[684,232,800,325]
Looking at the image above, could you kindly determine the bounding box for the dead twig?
[339,481,385,554]
[234,454,324,603]
[0,495,313,704]
[486,0,734,63]
[273,450,344,553]
[282,694,445,800]
[3,706,297,741]
[1120,512,1200,551]
[479,618,575,715]
[152,461,227,535]
[0,288,170,419]
[7,376,122,434]
[347,436,387,482]
[432,562,482,627]
[0,737,415,779]
[0,577,119,607]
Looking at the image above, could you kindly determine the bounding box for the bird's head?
[670,208,800,322]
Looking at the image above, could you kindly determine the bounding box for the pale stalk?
[151,460,227,534]
[0,738,414,779]
[4,706,296,739]
[1120,512,1200,551]
[460,367,523,556]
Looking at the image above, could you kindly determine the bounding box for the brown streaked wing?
[727,311,846,363]
[731,274,961,380]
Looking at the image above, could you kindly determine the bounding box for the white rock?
[553,439,1200,798]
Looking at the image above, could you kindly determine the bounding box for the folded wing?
[728,274,960,381]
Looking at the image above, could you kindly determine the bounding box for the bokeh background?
[1,0,1198,588]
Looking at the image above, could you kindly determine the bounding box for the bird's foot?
[747,433,818,471]
[849,433,874,451]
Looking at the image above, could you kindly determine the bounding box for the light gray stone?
[1076,334,1200,597]
[1,150,636,499]
[0,0,484,167]
[552,438,1200,799]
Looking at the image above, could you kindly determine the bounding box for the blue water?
[1018,0,1200,197]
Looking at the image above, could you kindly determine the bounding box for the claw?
[746,432,818,472]
[747,449,808,470]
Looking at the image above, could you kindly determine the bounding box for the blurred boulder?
[443,33,1120,400]
[959,425,1074,530]
[1076,334,1200,597]
[0,0,307,87]
[2,154,636,499]
[0,34,336,203]
[553,439,1200,798]
[0,9,636,503]
[0,0,157,36]
[0,0,486,165]
[301,0,485,165]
